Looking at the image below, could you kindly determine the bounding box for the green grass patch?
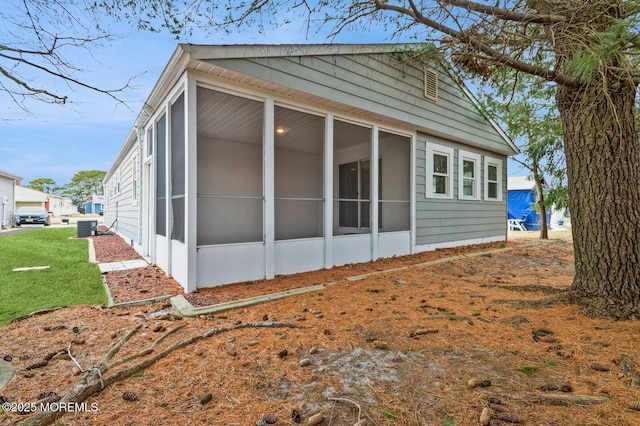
[382,408,398,419]
[519,365,539,376]
[0,228,107,326]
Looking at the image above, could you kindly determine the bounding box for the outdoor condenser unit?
[77,220,98,238]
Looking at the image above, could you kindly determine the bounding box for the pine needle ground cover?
[4,232,640,425]
[0,227,107,326]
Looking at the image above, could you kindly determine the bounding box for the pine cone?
[260,413,278,424]
[122,391,137,401]
[629,401,640,411]
[497,412,522,423]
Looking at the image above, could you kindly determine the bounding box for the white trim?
[195,79,267,103]
[131,151,139,207]
[264,98,276,280]
[484,156,503,202]
[425,142,454,199]
[324,114,334,269]
[185,74,198,292]
[410,135,416,254]
[457,150,481,201]
[371,125,379,261]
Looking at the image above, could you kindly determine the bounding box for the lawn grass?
[0,227,107,326]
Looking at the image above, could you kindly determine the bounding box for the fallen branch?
[487,392,609,407]
[18,321,304,426]
[528,393,610,406]
[329,397,362,422]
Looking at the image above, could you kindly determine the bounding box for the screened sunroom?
[194,86,413,287]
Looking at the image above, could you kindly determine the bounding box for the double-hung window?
[458,150,481,200]
[425,142,454,199]
[484,156,503,201]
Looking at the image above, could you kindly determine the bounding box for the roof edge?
[181,43,423,60]
[0,170,22,181]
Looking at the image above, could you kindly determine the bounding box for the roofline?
[0,169,22,180]
[106,42,519,179]
[181,43,424,60]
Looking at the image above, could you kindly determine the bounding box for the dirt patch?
[2,232,640,425]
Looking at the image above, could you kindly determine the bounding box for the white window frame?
[425,142,454,199]
[484,156,503,201]
[132,152,139,206]
[458,150,481,200]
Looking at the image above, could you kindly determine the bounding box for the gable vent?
[424,67,438,101]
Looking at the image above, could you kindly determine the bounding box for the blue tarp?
[507,189,550,230]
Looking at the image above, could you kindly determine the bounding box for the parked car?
[14,207,51,227]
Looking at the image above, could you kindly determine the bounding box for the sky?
[0,2,527,188]
[0,2,395,187]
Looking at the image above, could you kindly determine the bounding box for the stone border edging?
[171,284,328,317]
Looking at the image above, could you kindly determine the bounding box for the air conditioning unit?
[77,220,98,237]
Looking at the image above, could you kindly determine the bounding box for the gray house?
[104,43,518,292]
[0,170,21,229]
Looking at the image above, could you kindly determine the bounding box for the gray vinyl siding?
[103,142,139,243]
[0,176,15,228]
[206,52,513,155]
[415,135,507,246]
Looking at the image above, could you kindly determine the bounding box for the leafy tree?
[61,170,106,208]
[98,0,640,319]
[28,178,59,194]
[477,71,566,239]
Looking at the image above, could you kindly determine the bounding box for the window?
[170,93,185,243]
[146,127,153,158]
[458,150,481,200]
[274,106,324,240]
[484,156,503,201]
[425,142,454,199]
[156,113,167,236]
[196,87,264,245]
[379,131,411,232]
[132,153,138,206]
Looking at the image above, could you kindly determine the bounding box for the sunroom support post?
[371,126,379,261]
[324,115,334,269]
[185,74,198,292]
[264,99,275,280]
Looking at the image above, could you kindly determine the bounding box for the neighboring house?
[0,170,21,229]
[507,176,552,230]
[84,195,104,214]
[15,186,77,216]
[48,194,78,216]
[104,43,518,292]
[15,186,48,210]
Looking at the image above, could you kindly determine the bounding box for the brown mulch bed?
[90,233,141,264]
[90,232,184,304]
[4,230,640,425]
[92,229,517,307]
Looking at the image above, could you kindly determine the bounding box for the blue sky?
[0,4,395,187]
[0,4,525,187]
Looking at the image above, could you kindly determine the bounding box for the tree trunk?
[556,81,640,319]
[534,176,548,239]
